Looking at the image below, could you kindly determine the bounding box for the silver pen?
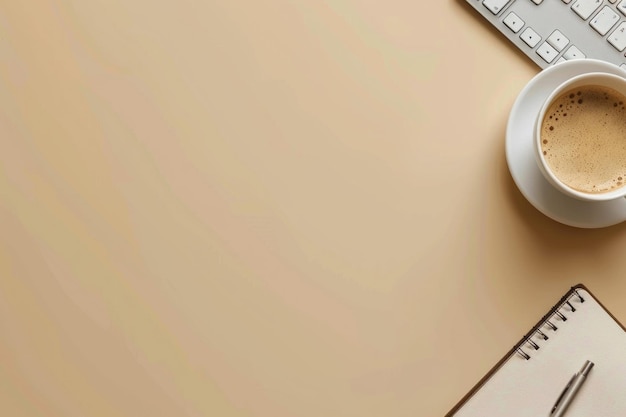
[550,360,594,417]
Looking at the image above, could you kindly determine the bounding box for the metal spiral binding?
[515,286,586,360]
[536,329,548,340]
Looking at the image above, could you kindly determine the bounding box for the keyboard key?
[537,42,558,63]
[618,1,626,16]
[503,12,525,33]
[562,0,573,4]
[557,57,568,64]
[572,0,603,20]
[483,0,512,14]
[547,30,570,52]
[590,6,620,35]
[563,45,586,59]
[608,22,626,51]
[520,27,541,47]
[609,0,618,4]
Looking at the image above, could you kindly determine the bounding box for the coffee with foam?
[540,85,626,194]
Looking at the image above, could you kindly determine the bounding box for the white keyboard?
[466,0,626,69]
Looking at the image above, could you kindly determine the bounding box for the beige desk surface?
[2,1,626,416]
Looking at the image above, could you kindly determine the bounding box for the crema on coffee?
[540,85,626,194]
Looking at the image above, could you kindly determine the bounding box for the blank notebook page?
[455,288,626,416]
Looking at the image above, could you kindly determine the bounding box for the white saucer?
[506,59,626,228]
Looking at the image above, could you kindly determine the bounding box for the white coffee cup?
[534,71,626,202]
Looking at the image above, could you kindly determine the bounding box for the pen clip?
[551,372,577,415]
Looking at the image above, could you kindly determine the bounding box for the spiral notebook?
[446,284,626,416]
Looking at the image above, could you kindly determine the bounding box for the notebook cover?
[445,284,626,416]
